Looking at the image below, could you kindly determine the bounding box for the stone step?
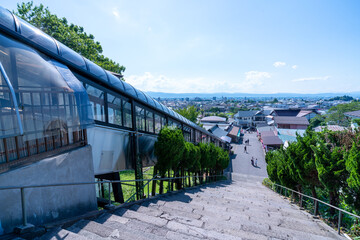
[115,208,168,227]
[37,227,88,240]
[36,177,345,240]
[66,226,108,240]
[181,191,300,210]
[96,211,199,240]
[148,191,340,239]
[161,194,309,221]
[70,219,119,239]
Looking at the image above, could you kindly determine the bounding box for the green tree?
[215,148,230,174]
[189,145,201,185]
[326,101,360,126]
[311,139,347,216]
[175,105,199,123]
[265,151,280,183]
[309,115,326,129]
[292,130,322,212]
[345,141,360,212]
[15,1,125,75]
[154,127,185,193]
[198,143,210,183]
[276,149,298,189]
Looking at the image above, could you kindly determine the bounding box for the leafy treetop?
[15,1,126,75]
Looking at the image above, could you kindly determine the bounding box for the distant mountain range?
[146,91,360,99]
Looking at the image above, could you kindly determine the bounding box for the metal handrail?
[271,182,360,235]
[0,173,225,228]
[124,174,159,203]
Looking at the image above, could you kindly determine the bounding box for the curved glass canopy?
[0,33,93,140]
[0,5,222,141]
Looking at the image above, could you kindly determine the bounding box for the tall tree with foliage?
[311,139,347,216]
[198,143,210,183]
[189,144,202,185]
[265,151,280,183]
[294,131,322,198]
[326,101,360,126]
[15,1,126,75]
[175,105,199,123]
[344,140,360,212]
[154,127,185,194]
[215,148,230,174]
[276,149,298,189]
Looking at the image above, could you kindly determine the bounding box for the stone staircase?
[37,174,345,240]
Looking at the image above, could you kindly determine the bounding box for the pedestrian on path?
[255,158,258,167]
[244,145,247,153]
[251,157,254,166]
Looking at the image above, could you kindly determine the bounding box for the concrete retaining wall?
[0,145,97,234]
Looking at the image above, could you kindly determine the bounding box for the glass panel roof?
[57,41,87,71]
[0,8,15,32]
[135,89,148,103]
[159,103,170,114]
[85,58,108,83]
[169,109,176,117]
[105,71,125,92]
[153,100,162,110]
[122,81,138,98]
[18,18,58,55]
[143,93,157,108]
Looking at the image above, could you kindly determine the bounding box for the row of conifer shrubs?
[151,126,229,195]
[265,128,360,236]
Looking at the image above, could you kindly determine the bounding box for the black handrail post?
[14,187,34,234]
[314,200,318,216]
[104,182,115,210]
[338,210,342,235]
[147,181,150,198]
[21,188,27,226]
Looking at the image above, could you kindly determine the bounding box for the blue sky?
[2,0,360,94]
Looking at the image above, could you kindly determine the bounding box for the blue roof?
[277,128,306,143]
[0,6,221,141]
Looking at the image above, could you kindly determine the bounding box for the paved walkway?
[229,131,268,179]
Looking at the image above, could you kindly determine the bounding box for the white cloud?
[292,65,298,69]
[273,61,286,67]
[125,71,271,93]
[148,27,152,32]
[292,76,331,82]
[112,8,120,19]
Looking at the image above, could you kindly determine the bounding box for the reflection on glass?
[107,93,122,126]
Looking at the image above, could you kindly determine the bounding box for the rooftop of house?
[208,125,229,138]
[314,125,347,132]
[220,136,232,143]
[261,135,283,145]
[200,116,227,123]
[344,110,360,118]
[234,111,258,118]
[274,116,309,125]
[228,125,241,137]
[260,131,276,137]
[257,126,276,133]
[277,128,306,142]
[273,109,301,117]
[296,110,314,117]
